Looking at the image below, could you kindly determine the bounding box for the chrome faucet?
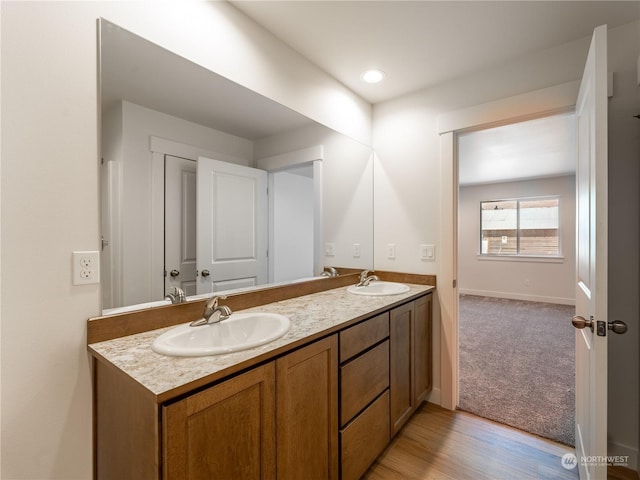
[321,267,338,278]
[165,286,186,304]
[356,270,379,287]
[190,295,233,327]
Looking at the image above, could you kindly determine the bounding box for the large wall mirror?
[99,19,374,314]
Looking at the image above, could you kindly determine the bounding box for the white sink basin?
[347,281,411,296]
[152,312,290,357]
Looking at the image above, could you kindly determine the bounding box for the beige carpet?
[458,294,575,446]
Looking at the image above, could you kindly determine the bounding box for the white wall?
[0,2,371,478]
[373,20,639,468]
[459,176,576,305]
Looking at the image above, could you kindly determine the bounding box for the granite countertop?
[88,284,434,401]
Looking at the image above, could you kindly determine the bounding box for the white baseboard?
[459,288,574,306]
[608,440,639,471]
[426,387,441,406]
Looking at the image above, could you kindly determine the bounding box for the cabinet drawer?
[340,340,389,426]
[340,390,390,480]
[339,312,389,362]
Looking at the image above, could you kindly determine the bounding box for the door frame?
[436,80,581,410]
[257,146,324,280]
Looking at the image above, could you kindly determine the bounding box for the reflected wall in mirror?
[99,20,373,314]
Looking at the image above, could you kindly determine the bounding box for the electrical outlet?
[353,243,361,258]
[73,251,100,285]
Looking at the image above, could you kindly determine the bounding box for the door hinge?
[453,279,457,288]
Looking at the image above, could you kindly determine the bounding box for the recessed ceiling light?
[361,69,385,84]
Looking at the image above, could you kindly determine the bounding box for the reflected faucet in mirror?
[356,270,380,287]
[321,267,339,278]
[190,296,233,327]
[165,287,186,304]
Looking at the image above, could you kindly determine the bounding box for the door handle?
[608,320,628,335]
[201,269,210,277]
[572,315,593,332]
[572,315,627,335]
[170,269,180,277]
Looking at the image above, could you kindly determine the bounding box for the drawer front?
[340,340,389,426]
[340,390,390,480]
[339,312,389,362]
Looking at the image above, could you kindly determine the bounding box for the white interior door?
[573,25,609,480]
[165,155,197,296]
[197,157,268,294]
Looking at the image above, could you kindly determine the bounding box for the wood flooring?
[363,402,638,480]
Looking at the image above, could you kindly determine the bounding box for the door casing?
[437,80,582,409]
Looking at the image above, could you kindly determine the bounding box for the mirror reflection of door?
[164,155,197,297]
[163,154,317,300]
[196,157,268,295]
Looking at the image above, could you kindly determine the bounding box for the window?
[480,197,560,256]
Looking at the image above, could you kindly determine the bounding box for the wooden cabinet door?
[414,294,433,406]
[163,363,276,480]
[276,335,339,480]
[389,302,415,435]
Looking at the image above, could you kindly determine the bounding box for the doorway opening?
[456,112,577,445]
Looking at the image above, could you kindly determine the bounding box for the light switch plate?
[324,243,336,257]
[420,244,435,261]
[387,243,396,259]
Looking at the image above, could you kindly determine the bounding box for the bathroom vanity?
[88,277,434,480]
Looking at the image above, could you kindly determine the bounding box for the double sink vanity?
[88,272,435,479]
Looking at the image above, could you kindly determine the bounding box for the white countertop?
[89,284,434,400]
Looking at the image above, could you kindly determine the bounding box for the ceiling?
[230,1,637,183]
[458,112,577,186]
[231,1,640,104]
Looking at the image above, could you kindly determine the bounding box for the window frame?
[478,195,563,260]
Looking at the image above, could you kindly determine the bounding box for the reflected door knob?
[201,269,210,277]
[170,269,180,277]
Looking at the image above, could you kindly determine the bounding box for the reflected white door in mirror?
[165,155,197,296]
[196,157,268,295]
